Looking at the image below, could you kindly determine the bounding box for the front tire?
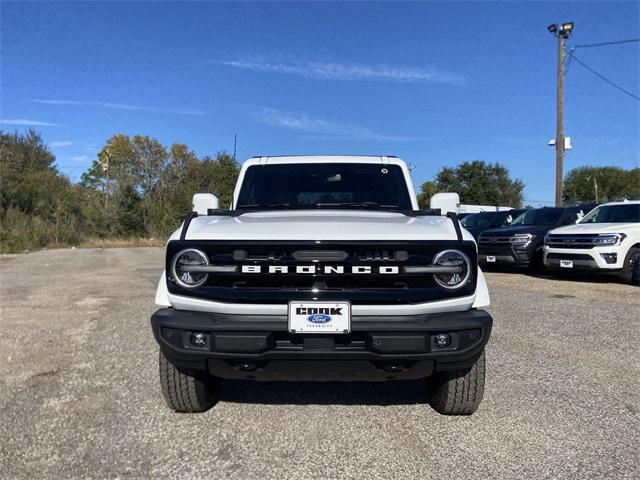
[159,350,220,413]
[428,350,486,415]
[619,247,640,285]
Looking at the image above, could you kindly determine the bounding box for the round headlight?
[432,249,472,290]
[171,248,209,289]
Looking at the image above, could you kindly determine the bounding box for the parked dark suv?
[461,209,527,240]
[478,204,597,270]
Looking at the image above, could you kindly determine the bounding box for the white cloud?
[217,57,466,85]
[50,140,73,148]
[252,107,423,142]
[0,118,59,126]
[68,155,90,164]
[30,99,205,116]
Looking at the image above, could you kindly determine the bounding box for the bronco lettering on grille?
[240,265,399,274]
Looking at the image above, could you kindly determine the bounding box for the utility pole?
[101,148,112,208]
[555,34,565,207]
[548,22,574,206]
[233,134,237,161]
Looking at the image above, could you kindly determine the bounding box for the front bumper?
[151,308,492,381]
[543,246,622,271]
[478,245,532,266]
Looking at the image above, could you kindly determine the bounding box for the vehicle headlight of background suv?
[592,233,626,245]
[510,233,534,244]
[510,233,535,250]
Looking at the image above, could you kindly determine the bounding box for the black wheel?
[159,350,220,413]
[619,247,640,285]
[427,350,486,415]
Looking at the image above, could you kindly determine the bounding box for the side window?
[477,216,491,227]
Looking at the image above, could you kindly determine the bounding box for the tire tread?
[158,350,218,413]
[428,350,485,415]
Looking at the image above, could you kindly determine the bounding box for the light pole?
[548,22,574,207]
[586,175,599,203]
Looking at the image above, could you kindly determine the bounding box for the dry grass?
[76,237,166,249]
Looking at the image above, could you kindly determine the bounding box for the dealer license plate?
[560,260,574,269]
[486,256,496,263]
[288,301,351,334]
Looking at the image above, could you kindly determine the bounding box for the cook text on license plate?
[288,301,351,334]
[560,260,574,269]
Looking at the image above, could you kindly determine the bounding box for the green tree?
[416,181,439,209]
[80,159,107,192]
[1,129,241,252]
[207,152,240,208]
[114,184,145,236]
[0,130,85,251]
[563,166,639,204]
[82,135,240,237]
[417,160,524,208]
[1,130,64,215]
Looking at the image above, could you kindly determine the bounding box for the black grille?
[545,234,601,249]
[166,240,477,304]
[546,253,593,261]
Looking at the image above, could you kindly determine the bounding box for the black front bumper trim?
[151,308,492,381]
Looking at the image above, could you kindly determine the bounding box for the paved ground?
[0,248,638,479]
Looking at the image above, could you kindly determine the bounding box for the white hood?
[549,222,639,235]
[172,210,474,242]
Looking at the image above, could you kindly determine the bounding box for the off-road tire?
[159,350,220,413]
[428,350,486,415]
[619,247,640,285]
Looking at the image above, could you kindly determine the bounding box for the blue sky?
[2,1,638,205]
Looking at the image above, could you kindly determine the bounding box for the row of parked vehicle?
[460,200,640,285]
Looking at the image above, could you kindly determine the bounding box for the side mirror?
[430,192,460,216]
[192,193,219,215]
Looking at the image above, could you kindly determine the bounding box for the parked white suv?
[543,200,640,284]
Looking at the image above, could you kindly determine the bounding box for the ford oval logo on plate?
[307,314,331,324]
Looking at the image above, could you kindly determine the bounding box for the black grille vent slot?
[359,250,409,261]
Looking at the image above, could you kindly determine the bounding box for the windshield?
[236,163,413,210]
[580,204,640,223]
[496,209,524,226]
[461,213,494,228]
[511,208,563,226]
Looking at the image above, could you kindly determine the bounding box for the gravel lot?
[0,247,638,479]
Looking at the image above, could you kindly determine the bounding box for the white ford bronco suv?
[543,200,640,284]
[151,156,492,415]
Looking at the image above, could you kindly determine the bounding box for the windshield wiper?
[314,202,400,210]
[236,203,291,210]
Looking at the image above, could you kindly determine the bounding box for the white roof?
[597,200,640,206]
[243,155,406,166]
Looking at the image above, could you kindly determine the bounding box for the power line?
[567,51,640,101]
[572,38,640,49]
